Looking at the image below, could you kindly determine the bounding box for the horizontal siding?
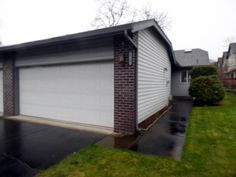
[138,29,171,123]
[15,41,113,67]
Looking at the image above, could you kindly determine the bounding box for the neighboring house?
[222,51,228,74]
[226,43,236,78]
[172,49,210,97]
[0,19,178,134]
[217,51,228,78]
[217,43,236,79]
[217,57,223,73]
[217,44,236,90]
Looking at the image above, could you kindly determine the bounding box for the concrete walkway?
[132,99,193,160]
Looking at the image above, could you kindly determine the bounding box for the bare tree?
[92,0,130,28]
[224,36,236,47]
[139,5,172,31]
[92,0,172,31]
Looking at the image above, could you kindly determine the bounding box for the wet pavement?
[133,99,193,160]
[0,118,105,177]
[98,99,193,160]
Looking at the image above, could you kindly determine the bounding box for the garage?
[19,62,114,128]
[0,70,3,113]
[0,19,177,134]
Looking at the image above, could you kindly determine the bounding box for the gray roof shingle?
[174,49,210,67]
[223,51,228,59]
[229,43,236,56]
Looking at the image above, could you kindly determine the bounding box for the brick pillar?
[114,34,138,134]
[3,52,18,116]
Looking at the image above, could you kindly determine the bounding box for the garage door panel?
[19,62,114,128]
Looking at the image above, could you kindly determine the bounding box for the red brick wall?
[114,34,138,134]
[3,52,18,116]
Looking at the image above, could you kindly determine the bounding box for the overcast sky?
[0,0,236,60]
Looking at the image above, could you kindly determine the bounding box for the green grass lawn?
[38,93,236,177]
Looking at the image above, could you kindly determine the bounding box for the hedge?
[191,65,218,79]
[189,75,225,104]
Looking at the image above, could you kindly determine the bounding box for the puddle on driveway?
[97,134,141,149]
[98,100,193,161]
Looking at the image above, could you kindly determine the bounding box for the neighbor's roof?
[174,49,210,67]
[222,51,228,59]
[228,43,236,56]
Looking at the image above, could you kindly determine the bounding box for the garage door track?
[0,118,105,177]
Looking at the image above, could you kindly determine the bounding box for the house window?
[231,73,234,79]
[181,70,191,83]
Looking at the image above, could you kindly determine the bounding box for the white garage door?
[19,62,114,128]
[0,70,3,113]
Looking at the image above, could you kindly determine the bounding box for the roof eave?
[0,19,179,67]
[131,19,172,46]
[0,24,134,53]
[131,19,179,67]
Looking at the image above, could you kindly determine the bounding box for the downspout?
[123,30,141,133]
[124,30,137,50]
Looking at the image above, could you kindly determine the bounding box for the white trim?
[180,70,191,83]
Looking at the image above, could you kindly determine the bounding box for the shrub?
[189,75,225,104]
[191,65,218,79]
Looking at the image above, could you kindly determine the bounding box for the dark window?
[181,71,187,82]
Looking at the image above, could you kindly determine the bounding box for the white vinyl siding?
[19,62,114,128]
[138,29,171,123]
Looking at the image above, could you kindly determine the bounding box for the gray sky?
[0,0,236,60]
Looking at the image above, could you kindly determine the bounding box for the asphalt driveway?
[0,118,106,177]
